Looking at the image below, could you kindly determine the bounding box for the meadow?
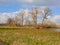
[0,28,60,45]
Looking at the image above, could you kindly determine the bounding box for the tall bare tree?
[19,10,25,26]
[29,7,40,25]
[42,8,51,25]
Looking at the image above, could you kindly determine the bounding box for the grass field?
[0,28,60,45]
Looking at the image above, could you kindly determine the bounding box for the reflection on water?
[55,28,60,32]
[48,28,60,32]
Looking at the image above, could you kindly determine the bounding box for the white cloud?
[0,9,29,24]
[0,11,19,23]
[50,15,60,24]
[53,15,60,20]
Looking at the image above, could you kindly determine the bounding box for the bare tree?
[14,16,21,26]
[19,10,25,26]
[7,18,15,26]
[14,10,25,26]
[29,7,40,25]
[42,8,51,25]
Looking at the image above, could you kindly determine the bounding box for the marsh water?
[48,28,60,32]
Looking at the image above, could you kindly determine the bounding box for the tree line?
[7,7,56,28]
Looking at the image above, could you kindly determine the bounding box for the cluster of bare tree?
[7,7,56,27]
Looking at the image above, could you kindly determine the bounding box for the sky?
[0,0,60,24]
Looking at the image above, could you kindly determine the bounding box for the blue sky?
[0,3,60,15]
[0,4,60,16]
[0,0,60,24]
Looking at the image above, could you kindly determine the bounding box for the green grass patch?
[0,28,60,45]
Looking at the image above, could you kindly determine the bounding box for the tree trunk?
[22,15,23,26]
[33,14,37,25]
[42,14,47,25]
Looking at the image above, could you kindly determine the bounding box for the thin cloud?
[0,0,9,5]
[17,0,60,6]
[0,0,60,6]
